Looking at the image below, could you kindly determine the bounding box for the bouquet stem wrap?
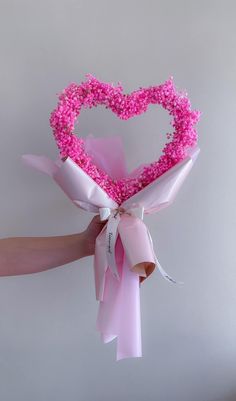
[22,136,200,360]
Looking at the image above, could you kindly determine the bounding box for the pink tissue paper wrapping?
[22,135,200,360]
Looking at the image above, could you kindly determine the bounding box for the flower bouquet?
[22,74,200,360]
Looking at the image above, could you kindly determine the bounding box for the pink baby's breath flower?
[50,74,200,205]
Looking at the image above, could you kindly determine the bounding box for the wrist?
[80,231,93,257]
[67,232,91,260]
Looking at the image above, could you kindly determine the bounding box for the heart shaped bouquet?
[22,74,201,360]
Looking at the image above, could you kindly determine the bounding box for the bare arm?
[0,216,106,277]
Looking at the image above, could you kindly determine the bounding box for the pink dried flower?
[50,74,201,205]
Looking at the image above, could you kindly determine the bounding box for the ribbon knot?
[99,205,144,222]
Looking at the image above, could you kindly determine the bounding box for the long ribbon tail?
[96,237,142,360]
[146,228,184,285]
[104,210,121,280]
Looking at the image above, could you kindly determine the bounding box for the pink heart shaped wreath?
[50,74,200,205]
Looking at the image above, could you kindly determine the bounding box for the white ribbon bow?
[99,205,184,284]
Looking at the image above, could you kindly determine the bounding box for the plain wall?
[0,1,235,400]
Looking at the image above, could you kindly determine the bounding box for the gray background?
[0,1,235,400]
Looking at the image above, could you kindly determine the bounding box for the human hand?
[82,215,107,256]
[139,263,155,284]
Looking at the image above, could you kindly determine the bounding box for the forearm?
[0,233,90,276]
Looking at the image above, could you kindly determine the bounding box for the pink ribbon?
[21,137,200,360]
